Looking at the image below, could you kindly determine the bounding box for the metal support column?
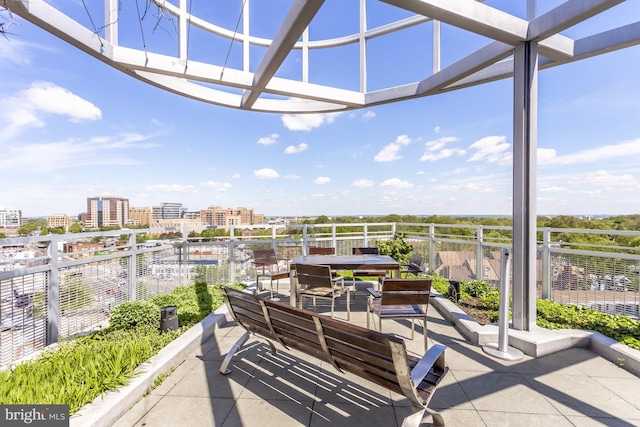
[512,41,538,331]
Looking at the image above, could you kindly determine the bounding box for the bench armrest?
[410,344,446,385]
[367,288,381,298]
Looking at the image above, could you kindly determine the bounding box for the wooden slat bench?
[220,286,449,426]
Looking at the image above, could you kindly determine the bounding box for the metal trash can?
[447,280,460,303]
[160,305,178,332]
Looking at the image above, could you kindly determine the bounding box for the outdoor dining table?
[289,254,400,307]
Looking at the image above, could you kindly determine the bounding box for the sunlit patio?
[67,279,640,427]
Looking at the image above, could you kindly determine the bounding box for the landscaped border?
[430,291,640,376]
[69,309,228,427]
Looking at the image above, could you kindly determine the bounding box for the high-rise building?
[86,196,129,228]
[0,207,21,228]
[200,206,226,226]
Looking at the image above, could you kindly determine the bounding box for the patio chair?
[308,246,335,255]
[351,247,386,289]
[367,278,432,351]
[400,253,424,277]
[296,263,351,320]
[252,249,290,299]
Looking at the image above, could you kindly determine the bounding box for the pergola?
[6,0,640,332]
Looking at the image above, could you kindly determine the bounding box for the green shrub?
[196,281,213,317]
[0,282,246,415]
[109,300,160,330]
[378,236,413,264]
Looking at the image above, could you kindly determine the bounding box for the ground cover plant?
[0,282,244,414]
[430,275,640,351]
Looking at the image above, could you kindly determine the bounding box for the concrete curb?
[430,292,640,376]
[69,310,228,427]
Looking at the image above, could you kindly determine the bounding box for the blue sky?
[1,1,639,219]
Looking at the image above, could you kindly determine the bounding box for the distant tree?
[42,227,66,235]
[0,232,5,238]
[315,215,331,224]
[18,219,46,236]
[68,223,83,233]
[381,214,402,223]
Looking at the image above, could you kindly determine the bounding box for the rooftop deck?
[74,279,640,427]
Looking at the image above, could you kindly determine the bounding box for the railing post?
[363,223,369,247]
[303,224,309,255]
[47,235,59,345]
[271,225,277,250]
[129,231,137,300]
[541,227,551,300]
[229,226,236,283]
[392,222,397,238]
[428,224,435,274]
[331,224,337,251]
[476,225,484,281]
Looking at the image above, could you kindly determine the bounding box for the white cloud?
[257,133,279,145]
[284,142,308,154]
[281,112,341,131]
[425,136,460,151]
[374,135,413,162]
[467,135,511,165]
[146,184,198,193]
[0,39,37,67]
[571,170,638,187]
[362,111,376,121]
[23,81,101,122]
[314,176,331,184]
[379,178,414,188]
[540,186,568,192]
[200,181,232,191]
[537,148,557,164]
[232,173,241,179]
[0,133,157,173]
[543,138,640,165]
[351,179,374,188]
[253,168,280,179]
[0,81,102,141]
[421,148,466,162]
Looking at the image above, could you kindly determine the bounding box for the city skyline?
[1,1,639,218]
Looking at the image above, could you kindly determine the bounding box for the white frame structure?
[5,0,640,332]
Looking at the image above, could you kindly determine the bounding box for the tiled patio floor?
[111,282,640,427]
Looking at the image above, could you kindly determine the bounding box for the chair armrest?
[366,288,381,298]
[331,276,345,286]
[410,344,446,385]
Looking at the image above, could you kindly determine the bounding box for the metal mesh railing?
[0,272,48,367]
[548,250,640,317]
[1,223,639,368]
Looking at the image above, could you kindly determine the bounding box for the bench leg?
[219,331,250,375]
[401,405,425,427]
[401,405,445,427]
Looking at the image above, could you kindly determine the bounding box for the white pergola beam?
[416,41,513,95]
[573,21,640,58]
[241,0,325,109]
[528,0,625,41]
[380,0,529,45]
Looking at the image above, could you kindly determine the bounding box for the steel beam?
[512,41,539,331]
